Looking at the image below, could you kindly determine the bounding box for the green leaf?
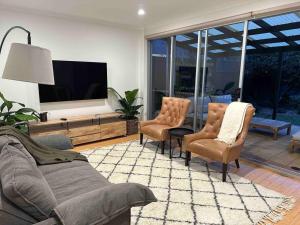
[0,92,6,102]
[0,92,11,112]
[0,91,38,129]
[5,115,17,125]
[107,87,123,99]
[118,99,130,111]
[0,112,11,117]
[16,125,28,134]
[11,101,25,107]
[132,105,143,111]
[6,101,13,111]
[14,113,38,121]
[0,103,6,112]
[16,107,37,114]
[115,108,126,113]
[125,89,138,105]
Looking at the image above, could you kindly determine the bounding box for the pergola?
[176,12,300,56]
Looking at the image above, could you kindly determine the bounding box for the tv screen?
[39,60,107,103]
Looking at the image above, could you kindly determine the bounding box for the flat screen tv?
[39,60,107,103]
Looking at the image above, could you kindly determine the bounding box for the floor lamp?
[0,26,55,130]
[0,26,54,85]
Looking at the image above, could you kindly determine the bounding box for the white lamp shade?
[2,43,54,85]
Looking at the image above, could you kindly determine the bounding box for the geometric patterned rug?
[82,139,295,225]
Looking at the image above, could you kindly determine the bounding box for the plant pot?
[126,118,139,135]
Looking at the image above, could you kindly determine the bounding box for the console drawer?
[67,125,100,137]
[100,121,126,140]
[71,133,101,145]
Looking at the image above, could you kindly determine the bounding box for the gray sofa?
[0,134,156,225]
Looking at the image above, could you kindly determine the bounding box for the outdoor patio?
[241,125,300,176]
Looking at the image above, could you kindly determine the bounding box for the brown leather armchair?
[140,97,191,154]
[183,103,255,182]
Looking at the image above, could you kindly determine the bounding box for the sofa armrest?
[33,218,59,225]
[53,183,157,225]
[32,135,73,150]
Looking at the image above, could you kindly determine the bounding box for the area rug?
[81,139,295,225]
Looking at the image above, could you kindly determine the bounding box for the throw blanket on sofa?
[215,102,251,145]
[0,126,87,165]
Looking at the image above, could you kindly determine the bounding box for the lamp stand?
[0,26,31,54]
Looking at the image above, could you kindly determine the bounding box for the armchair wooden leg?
[222,163,228,182]
[235,159,240,168]
[140,133,143,145]
[161,141,165,154]
[185,151,191,166]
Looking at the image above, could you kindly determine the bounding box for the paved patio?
[241,126,300,176]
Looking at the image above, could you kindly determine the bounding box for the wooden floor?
[74,134,300,225]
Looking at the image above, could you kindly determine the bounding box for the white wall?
[0,9,144,119]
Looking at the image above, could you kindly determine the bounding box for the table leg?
[273,128,278,140]
[185,151,191,166]
[161,141,165,154]
[289,140,295,153]
[169,136,172,159]
[179,138,182,158]
[287,126,292,135]
[177,138,181,148]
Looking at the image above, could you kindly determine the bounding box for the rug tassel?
[256,197,295,225]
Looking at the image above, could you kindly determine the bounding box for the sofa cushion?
[210,94,232,104]
[0,185,37,225]
[39,160,110,203]
[0,142,57,221]
[32,134,73,150]
[53,183,157,225]
[292,131,300,141]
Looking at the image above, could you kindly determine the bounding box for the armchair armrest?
[139,119,158,128]
[223,139,244,163]
[53,183,157,225]
[183,131,216,151]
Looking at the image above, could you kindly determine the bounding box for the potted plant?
[108,88,143,135]
[0,91,39,132]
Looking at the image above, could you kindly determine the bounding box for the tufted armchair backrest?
[201,103,228,138]
[156,97,191,127]
[202,103,255,142]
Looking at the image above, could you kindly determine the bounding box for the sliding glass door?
[148,9,300,174]
[205,23,244,100]
[194,23,245,129]
[242,12,300,125]
[173,32,200,128]
[149,38,171,118]
[149,22,246,129]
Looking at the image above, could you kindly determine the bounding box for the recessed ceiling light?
[138,9,145,16]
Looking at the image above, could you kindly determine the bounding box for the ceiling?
[0,0,259,29]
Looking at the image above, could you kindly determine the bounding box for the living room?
[0,0,300,225]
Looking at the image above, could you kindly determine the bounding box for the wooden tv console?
[29,112,127,145]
